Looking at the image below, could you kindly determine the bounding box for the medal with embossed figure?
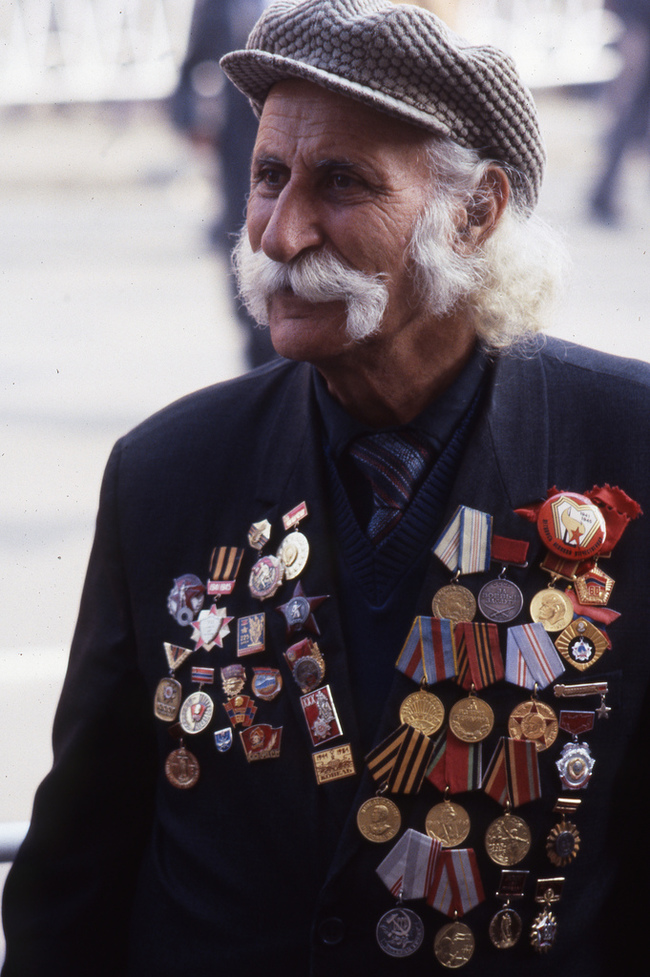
[276,501,310,580]
[357,793,402,843]
[485,806,532,866]
[399,687,445,736]
[530,878,564,954]
[434,918,475,969]
[432,579,477,626]
[165,745,200,789]
[530,586,574,633]
[376,906,424,958]
[478,573,523,624]
[449,688,494,743]
[426,791,471,848]
[489,869,528,950]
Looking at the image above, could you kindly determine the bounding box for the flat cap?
[221,0,545,212]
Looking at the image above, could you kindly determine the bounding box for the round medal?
[153,676,182,722]
[376,906,424,958]
[425,799,470,848]
[508,699,559,752]
[529,588,574,632]
[537,492,606,561]
[179,690,214,735]
[478,578,523,623]
[357,796,401,844]
[399,690,445,736]
[485,812,532,866]
[248,554,284,600]
[434,920,475,969]
[489,907,522,949]
[276,530,309,580]
[165,746,200,789]
[292,655,325,693]
[432,584,476,625]
[449,695,494,743]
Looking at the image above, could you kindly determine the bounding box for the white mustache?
[232,233,389,341]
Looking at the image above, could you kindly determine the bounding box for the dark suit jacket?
[4,337,650,976]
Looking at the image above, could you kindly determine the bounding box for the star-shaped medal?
[191,605,234,650]
[276,581,329,636]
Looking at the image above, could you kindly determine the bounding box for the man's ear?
[460,166,510,248]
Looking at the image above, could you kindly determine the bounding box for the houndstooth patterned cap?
[221,0,545,212]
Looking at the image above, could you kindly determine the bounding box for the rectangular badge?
[300,685,343,747]
[237,613,266,656]
[312,743,356,785]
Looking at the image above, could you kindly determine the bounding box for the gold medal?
[529,588,573,632]
[153,676,182,722]
[555,617,608,671]
[357,795,401,843]
[489,907,523,949]
[546,818,581,867]
[399,689,445,736]
[508,699,558,752]
[276,530,310,580]
[449,692,494,743]
[425,798,470,848]
[485,811,532,866]
[432,583,476,625]
[434,920,475,968]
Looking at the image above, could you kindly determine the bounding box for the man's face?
[245,79,441,365]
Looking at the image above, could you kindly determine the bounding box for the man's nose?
[260,184,325,263]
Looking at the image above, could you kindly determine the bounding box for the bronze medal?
[449,694,494,743]
[489,907,523,949]
[357,796,401,843]
[434,920,475,969]
[154,676,182,722]
[529,588,574,632]
[165,746,200,789]
[432,583,476,625]
[425,799,471,848]
[399,689,445,736]
[485,812,532,866]
[508,699,559,752]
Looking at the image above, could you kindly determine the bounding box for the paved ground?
[1,89,650,953]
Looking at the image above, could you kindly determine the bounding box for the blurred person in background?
[170,0,276,368]
[590,0,650,223]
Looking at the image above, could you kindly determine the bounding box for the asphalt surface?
[1,90,650,953]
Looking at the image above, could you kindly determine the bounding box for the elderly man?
[3,1,650,975]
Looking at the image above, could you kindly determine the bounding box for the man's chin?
[266,296,351,362]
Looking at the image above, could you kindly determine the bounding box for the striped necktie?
[348,430,432,543]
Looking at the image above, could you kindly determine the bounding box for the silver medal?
[376,906,424,958]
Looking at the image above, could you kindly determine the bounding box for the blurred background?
[2,0,650,956]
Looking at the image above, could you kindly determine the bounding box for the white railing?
[0,0,195,105]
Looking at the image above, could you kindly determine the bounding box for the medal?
[508,696,558,752]
[251,667,282,701]
[207,546,243,597]
[449,690,494,743]
[276,580,329,636]
[485,810,532,866]
[376,907,424,958]
[488,869,528,950]
[179,690,214,735]
[357,795,401,843]
[555,740,595,789]
[165,746,200,789]
[574,565,615,606]
[530,878,564,954]
[220,663,246,697]
[478,575,523,623]
[236,613,266,656]
[240,724,282,762]
[163,642,194,671]
[546,797,581,867]
[425,795,471,848]
[153,676,182,722]
[277,502,310,579]
[223,694,257,728]
[300,685,343,747]
[432,506,493,624]
[433,919,475,968]
[312,743,355,784]
[166,573,206,626]
[285,637,326,693]
[190,605,233,650]
[529,587,574,632]
[247,519,271,550]
[554,680,610,720]
[213,728,233,752]
[399,688,445,736]
[555,617,608,671]
[432,582,476,625]
[248,554,284,600]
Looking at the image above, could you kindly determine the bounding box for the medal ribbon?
[559,710,595,736]
[433,506,493,574]
[366,724,435,794]
[505,622,565,690]
[426,848,484,916]
[376,829,442,899]
[426,729,483,793]
[396,617,456,684]
[589,484,642,555]
[491,535,529,566]
[455,622,504,690]
[482,737,541,807]
[208,546,244,595]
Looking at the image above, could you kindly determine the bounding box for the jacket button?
[317,916,346,945]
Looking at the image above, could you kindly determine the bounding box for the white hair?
[411,138,568,350]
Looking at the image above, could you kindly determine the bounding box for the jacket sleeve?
[1,441,157,977]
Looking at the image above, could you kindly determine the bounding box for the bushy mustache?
[232,232,389,341]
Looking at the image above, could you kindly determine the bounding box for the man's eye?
[330,172,355,189]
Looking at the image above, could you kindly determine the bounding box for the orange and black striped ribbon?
[455,622,504,690]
